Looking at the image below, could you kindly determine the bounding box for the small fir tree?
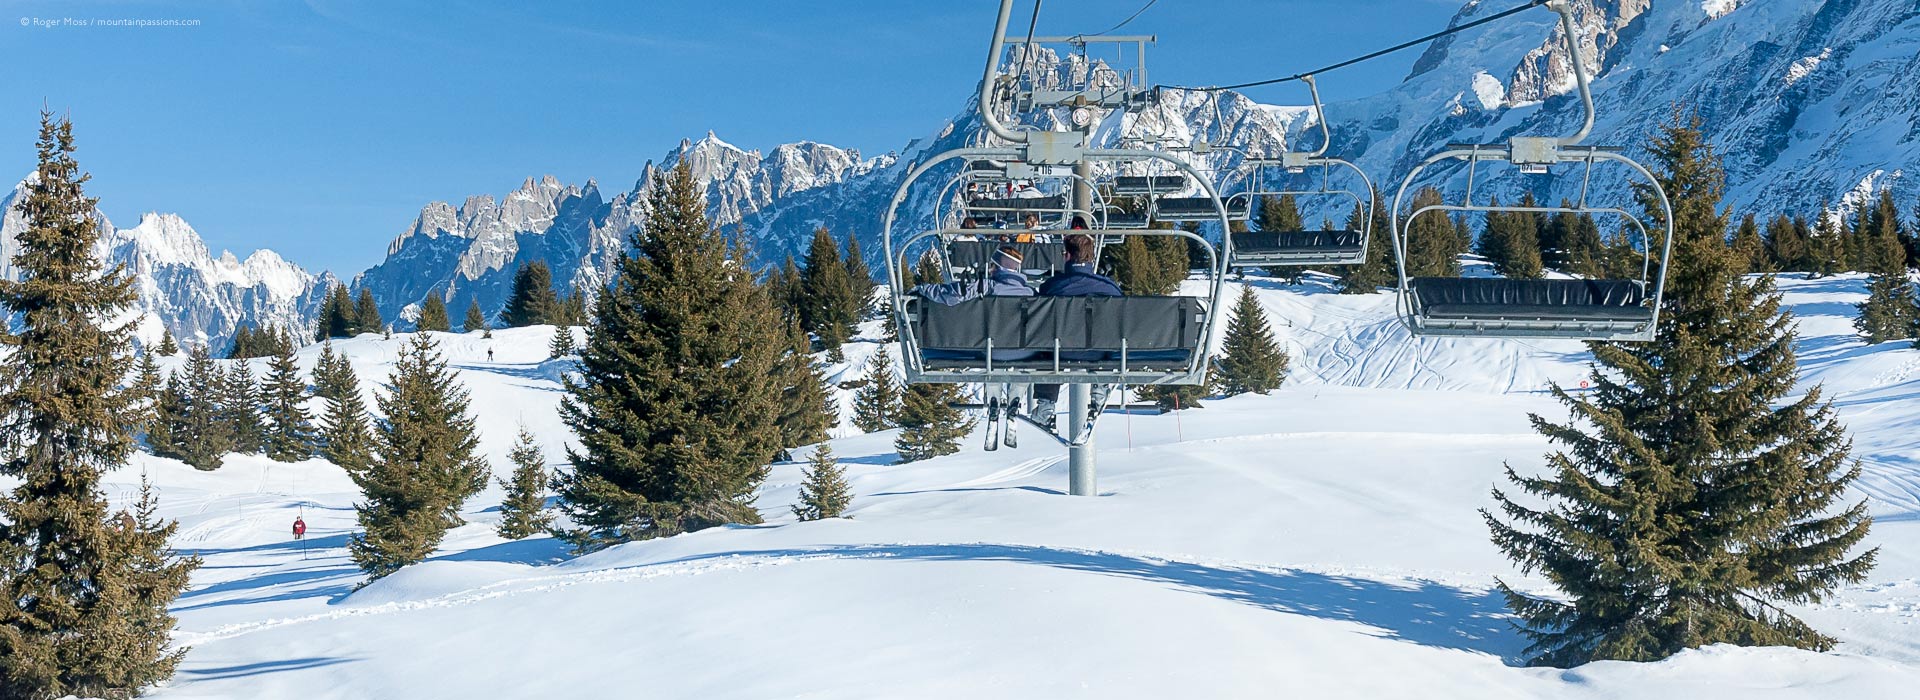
[129,350,164,438]
[417,294,451,332]
[773,320,837,449]
[1338,192,1396,293]
[463,298,488,333]
[316,284,357,340]
[1139,383,1205,412]
[1855,189,1915,343]
[495,428,553,540]
[167,346,231,470]
[893,382,973,463]
[800,227,858,360]
[500,261,563,327]
[851,348,901,433]
[316,357,375,475]
[348,334,490,581]
[1212,285,1289,395]
[1404,187,1463,278]
[1730,213,1772,273]
[156,327,179,356]
[260,342,315,462]
[792,443,852,521]
[843,233,873,321]
[1485,111,1876,667]
[548,324,577,358]
[1763,214,1811,273]
[353,288,383,334]
[146,372,188,458]
[0,111,198,699]
[221,360,265,454]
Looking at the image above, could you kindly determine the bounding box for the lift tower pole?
[1068,158,1096,497]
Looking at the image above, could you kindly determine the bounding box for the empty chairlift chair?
[1222,76,1376,268]
[1387,1,1672,342]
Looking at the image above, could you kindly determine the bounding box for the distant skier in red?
[292,516,307,540]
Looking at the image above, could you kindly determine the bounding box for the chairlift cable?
[1086,0,1157,38]
[1163,0,1550,92]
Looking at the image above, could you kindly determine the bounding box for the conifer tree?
[316,284,357,340]
[1763,214,1810,273]
[260,342,315,462]
[548,324,577,358]
[1213,285,1289,396]
[348,334,489,581]
[500,261,562,327]
[417,294,451,332]
[165,346,231,470]
[562,284,591,326]
[800,227,858,359]
[894,382,973,463]
[353,289,383,335]
[1854,189,1914,343]
[1476,195,1545,279]
[1485,112,1875,667]
[792,443,852,521]
[1730,213,1771,273]
[843,233,873,320]
[851,348,901,433]
[221,360,265,454]
[495,428,552,540]
[770,254,806,324]
[1258,193,1305,233]
[0,112,197,698]
[1139,383,1205,412]
[316,357,374,475]
[773,320,836,449]
[129,351,164,438]
[311,341,348,403]
[1809,204,1846,277]
[1338,192,1396,293]
[147,372,187,459]
[556,162,786,551]
[462,298,487,333]
[1105,222,1187,296]
[156,327,179,356]
[1403,187,1463,277]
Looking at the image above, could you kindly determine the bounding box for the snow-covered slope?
[41,272,1920,698]
[1,177,335,349]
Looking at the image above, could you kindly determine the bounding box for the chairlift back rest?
[1112,175,1190,195]
[1410,278,1651,322]
[1154,197,1251,221]
[967,194,1070,212]
[1231,230,1364,254]
[912,295,1206,356]
[946,240,1066,276]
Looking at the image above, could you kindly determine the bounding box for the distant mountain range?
[3,0,1914,349]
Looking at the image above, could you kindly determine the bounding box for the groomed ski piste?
[66,270,1920,698]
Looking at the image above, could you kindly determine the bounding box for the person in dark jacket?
[1031,234,1121,428]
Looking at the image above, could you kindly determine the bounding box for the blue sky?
[2,0,1462,275]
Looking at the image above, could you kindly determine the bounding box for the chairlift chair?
[1221,76,1377,268]
[1387,0,1672,342]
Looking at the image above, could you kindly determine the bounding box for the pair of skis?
[982,392,1021,451]
[981,384,1116,450]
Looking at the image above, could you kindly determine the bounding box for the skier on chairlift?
[1030,231,1121,429]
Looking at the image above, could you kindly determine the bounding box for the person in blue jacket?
[1030,233,1120,428]
[910,246,1034,305]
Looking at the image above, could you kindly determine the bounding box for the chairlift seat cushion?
[1410,277,1652,322]
[911,295,1206,369]
[1112,175,1190,194]
[1231,230,1364,255]
[946,240,1066,276]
